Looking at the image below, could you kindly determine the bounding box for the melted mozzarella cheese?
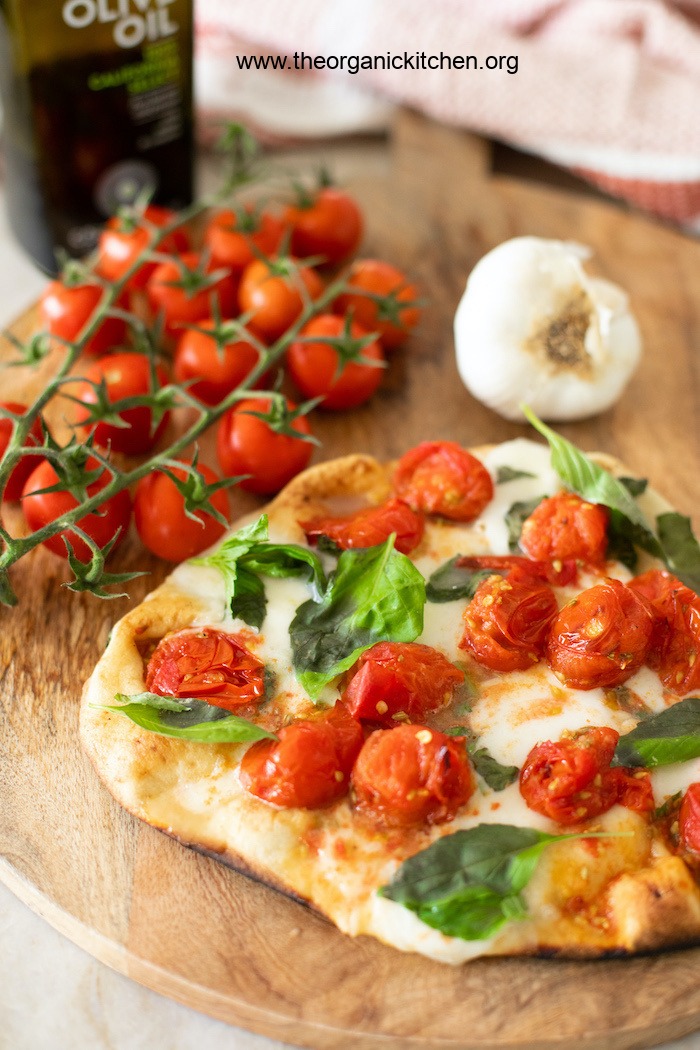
[149,438,693,962]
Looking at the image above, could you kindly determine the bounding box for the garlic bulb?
[454,237,642,422]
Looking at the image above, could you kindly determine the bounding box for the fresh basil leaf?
[426,557,496,603]
[381,823,617,942]
[469,747,520,791]
[192,514,271,611]
[290,536,425,700]
[612,696,700,768]
[619,476,648,498]
[444,726,519,791]
[496,466,536,484]
[605,514,639,571]
[103,692,277,743]
[315,534,342,556]
[194,514,327,627]
[506,497,543,551]
[230,568,267,629]
[243,543,325,599]
[656,513,700,594]
[653,791,682,821]
[522,407,661,558]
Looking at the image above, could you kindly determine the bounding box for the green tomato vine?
[0,127,386,607]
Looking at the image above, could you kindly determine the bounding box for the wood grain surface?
[2,111,700,1050]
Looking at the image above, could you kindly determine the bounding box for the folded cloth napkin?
[195,0,700,227]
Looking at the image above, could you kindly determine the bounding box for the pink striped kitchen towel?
[195,0,700,228]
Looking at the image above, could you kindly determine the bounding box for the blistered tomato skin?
[342,642,464,726]
[240,704,364,809]
[394,441,494,522]
[146,628,266,713]
[351,724,475,828]
[302,498,424,556]
[520,492,609,565]
[547,578,653,689]
[520,726,653,825]
[680,784,700,853]
[460,567,558,672]
[629,569,700,696]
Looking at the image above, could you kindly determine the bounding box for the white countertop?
[1,161,700,1050]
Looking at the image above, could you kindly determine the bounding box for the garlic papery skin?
[454,237,642,422]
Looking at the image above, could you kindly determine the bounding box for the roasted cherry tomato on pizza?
[204,206,285,273]
[216,396,314,495]
[70,352,170,456]
[302,498,423,555]
[286,314,385,410]
[21,456,131,561]
[351,723,475,828]
[133,460,229,562]
[460,567,558,673]
[334,258,420,350]
[0,403,43,502]
[96,205,190,289]
[173,320,262,406]
[342,642,464,726]
[629,569,700,696]
[547,578,653,689]
[146,252,239,338]
[146,628,266,713]
[40,279,127,357]
[520,727,653,825]
[456,553,577,588]
[238,258,323,343]
[240,703,364,809]
[284,186,363,267]
[520,492,609,565]
[679,783,700,854]
[394,441,494,522]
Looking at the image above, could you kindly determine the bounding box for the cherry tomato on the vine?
[679,783,700,853]
[96,205,190,289]
[547,578,653,689]
[629,569,700,696]
[216,396,313,495]
[40,280,128,357]
[204,207,285,273]
[334,259,420,349]
[173,320,262,406]
[238,258,323,343]
[240,703,364,809]
[351,723,475,828]
[0,403,43,502]
[342,642,464,726]
[286,313,384,410]
[520,726,653,825]
[284,187,363,267]
[146,252,239,338]
[146,628,266,713]
[21,456,131,561]
[302,498,423,555]
[460,567,558,672]
[520,492,609,565]
[133,460,229,562]
[70,352,170,455]
[394,441,494,522]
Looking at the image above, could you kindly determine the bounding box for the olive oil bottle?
[0,0,194,273]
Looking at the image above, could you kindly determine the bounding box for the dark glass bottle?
[0,0,194,274]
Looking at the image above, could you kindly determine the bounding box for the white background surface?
[1,165,700,1050]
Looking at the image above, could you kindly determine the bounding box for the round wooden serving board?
[2,112,700,1050]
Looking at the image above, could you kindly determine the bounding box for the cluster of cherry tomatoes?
[1,184,420,565]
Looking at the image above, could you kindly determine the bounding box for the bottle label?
[62,0,179,49]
